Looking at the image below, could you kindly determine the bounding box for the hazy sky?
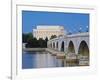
[22,10,89,34]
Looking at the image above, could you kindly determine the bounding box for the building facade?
[33,25,65,40]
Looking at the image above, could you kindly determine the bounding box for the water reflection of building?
[33,25,65,40]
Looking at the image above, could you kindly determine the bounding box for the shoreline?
[23,48,66,59]
[23,48,46,52]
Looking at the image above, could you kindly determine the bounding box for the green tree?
[38,38,46,48]
[23,32,49,48]
[22,33,28,43]
[50,35,57,39]
[45,37,48,47]
[26,37,39,48]
[22,33,33,43]
[58,35,63,37]
[45,37,48,42]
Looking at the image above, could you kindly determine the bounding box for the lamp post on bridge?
[86,26,89,32]
[78,26,82,33]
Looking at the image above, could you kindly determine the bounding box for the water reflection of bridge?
[47,32,89,66]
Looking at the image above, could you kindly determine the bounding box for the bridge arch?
[56,42,58,49]
[61,41,64,52]
[50,43,52,48]
[51,42,53,48]
[78,40,89,56]
[53,42,55,48]
[68,41,75,53]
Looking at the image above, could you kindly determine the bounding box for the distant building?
[33,25,66,40]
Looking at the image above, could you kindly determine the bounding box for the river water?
[22,51,65,69]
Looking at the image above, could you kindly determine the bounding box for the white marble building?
[33,25,66,40]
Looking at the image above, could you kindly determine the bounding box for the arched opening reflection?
[78,41,89,56]
[56,42,58,49]
[61,41,64,52]
[50,43,52,48]
[53,42,55,48]
[68,41,75,53]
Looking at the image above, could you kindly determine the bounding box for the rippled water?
[22,51,65,69]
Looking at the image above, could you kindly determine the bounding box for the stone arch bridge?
[47,32,89,66]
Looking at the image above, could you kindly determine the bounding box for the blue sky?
[22,10,89,34]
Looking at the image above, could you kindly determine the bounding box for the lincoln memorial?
[33,25,66,40]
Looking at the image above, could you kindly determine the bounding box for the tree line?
[22,33,57,48]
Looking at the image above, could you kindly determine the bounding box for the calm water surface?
[22,51,64,69]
